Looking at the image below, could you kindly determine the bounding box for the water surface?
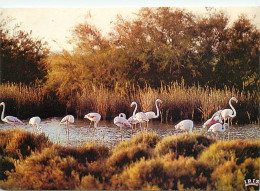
[0,118,259,148]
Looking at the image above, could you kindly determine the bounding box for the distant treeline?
[0,8,259,121]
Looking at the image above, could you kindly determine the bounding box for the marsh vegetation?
[0,129,259,190]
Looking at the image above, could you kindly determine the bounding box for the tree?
[0,16,48,85]
[214,15,260,91]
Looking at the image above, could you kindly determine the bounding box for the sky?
[1,0,259,52]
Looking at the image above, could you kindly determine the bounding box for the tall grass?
[72,81,258,124]
[0,83,66,119]
[0,81,258,123]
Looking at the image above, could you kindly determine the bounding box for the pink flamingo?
[145,98,162,130]
[128,115,139,132]
[202,109,223,129]
[114,113,132,140]
[175,119,194,133]
[131,101,149,133]
[29,116,42,134]
[220,97,238,139]
[84,112,101,132]
[208,122,227,139]
[0,102,23,127]
[60,115,74,135]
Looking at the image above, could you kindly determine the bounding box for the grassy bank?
[0,129,259,190]
[0,82,258,124]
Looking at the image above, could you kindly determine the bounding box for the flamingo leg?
[88,121,92,134]
[227,118,230,140]
[120,127,122,141]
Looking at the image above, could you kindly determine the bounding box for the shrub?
[155,133,215,159]
[0,156,15,180]
[0,129,51,159]
[115,132,160,151]
[199,140,260,169]
[110,156,212,190]
[107,144,150,170]
[210,158,260,191]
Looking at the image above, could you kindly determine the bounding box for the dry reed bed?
[0,82,258,123]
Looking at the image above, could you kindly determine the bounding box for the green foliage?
[155,133,215,159]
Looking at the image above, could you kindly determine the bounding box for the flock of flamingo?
[0,97,238,140]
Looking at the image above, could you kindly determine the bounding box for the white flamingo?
[84,112,101,132]
[145,98,162,130]
[29,116,42,134]
[0,102,23,127]
[131,101,149,133]
[220,97,238,139]
[128,115,139,132]
[208,122,227,139]
[60,115,74,135]
[175,119,194,133]
[114,113,132,140]
[202,109,223,129]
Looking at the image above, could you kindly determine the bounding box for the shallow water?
[0,118,259,148]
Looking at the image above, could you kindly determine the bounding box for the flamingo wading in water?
[220,97,238,139]
[208,122,227,139]
[145,98,162,131]
[29,116,42,134]
[114,113,132,141]
[60,115,74,135]
[175,119,194,133]
[131,101,149,133]
[84,112,101,133]
[202,109,223,129]
[0,102,23,127]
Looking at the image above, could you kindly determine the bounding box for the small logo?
[244,179,259,187]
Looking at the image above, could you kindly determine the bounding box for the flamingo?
[60,115,74,135]
[208,122,227,139]
[131,101,149,133]
[128,115,139,132]
[202,109,223,129]
[0,102,23,127]
[114,113,132,140]
[220,97,238,139]
[29,116,42,134]
[175,119,194,133]
[84,112,101,132]
[145,98,162,130]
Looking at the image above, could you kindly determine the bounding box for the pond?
[0,118,259,148]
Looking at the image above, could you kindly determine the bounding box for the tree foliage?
[0,15,49,85]
[44,7,259,99]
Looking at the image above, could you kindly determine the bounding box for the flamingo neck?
[229,98,236,118]
[155,100,160,118]
[1,103,5,121]
[132,103,137,118]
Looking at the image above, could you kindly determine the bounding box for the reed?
[0,81,258,124]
